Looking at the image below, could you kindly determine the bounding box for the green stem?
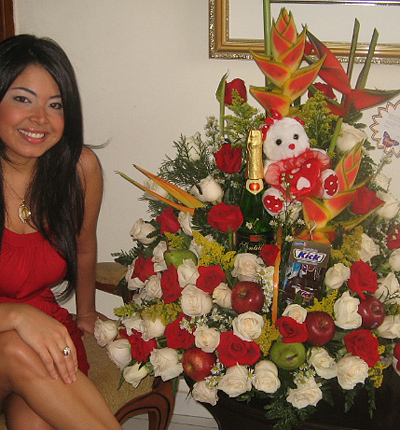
[228,228,234,251]
[356,28,379,90]
[220,79,226,136]
[263,0,271,57]
[346,19,360,83]
[328,117,343,158]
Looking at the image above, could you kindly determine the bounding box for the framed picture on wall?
[209,0,400,63]
[0,0,14,41]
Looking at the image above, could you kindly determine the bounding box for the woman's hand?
[12,304,78,384]
[76,310,108,336]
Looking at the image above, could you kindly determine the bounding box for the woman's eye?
[49,102,63,110]
[14,96,30,103]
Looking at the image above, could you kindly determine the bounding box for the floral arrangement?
[94,7,400,430]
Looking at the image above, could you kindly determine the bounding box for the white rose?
[145,273,163,300]
[359,233,380,262]
[374,172,391,191]
[178,211,193,236]
[141,318,166,341]
[186,132,202,161]
[94,318,118,347]
[231,253,263,282]
[375,191,399,220]
[125,261,145,291]
[130,218,157,245]
[287,377,323,409]
[212,282,232,309]
[393,357,400,377]
[337,355,369,390]
[149,348,183,381]
[377,315,400,339]
[106,339,132,371]
[181,285,213,317]
[194,327,220,353]
[190,175,224,203]
[232,311,264,341]
[308,347,337,379]
[177,259,199,288]
[123,363,149,388]
[252,360,281,394]
[218,365,251,397]
[375,272,400,304]
[152,241,168,272]
[334,291,362,330]
[123,314,142,336]
[192,380,218,406]
[282,304,307,323]
[324,263,351,290]
[336,123,366,153]
[143,179,169,201]
[389,249,400,272]
[277,202,302,223]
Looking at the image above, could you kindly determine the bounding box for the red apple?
[182,347,216,381]
[231,281,264,314]
[358,295,386,329]
[306,311,335,346]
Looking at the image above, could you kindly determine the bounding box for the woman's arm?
[0,303,78,383]
[75,146,104,334]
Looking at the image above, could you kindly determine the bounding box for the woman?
[0,35,123,430]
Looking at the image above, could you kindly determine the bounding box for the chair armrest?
[95,262,128,297]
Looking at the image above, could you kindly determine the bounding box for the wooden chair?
[0,262,175,430]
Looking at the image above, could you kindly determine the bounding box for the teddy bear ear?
[293,116,305,126]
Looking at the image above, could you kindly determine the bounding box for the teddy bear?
[261,114,339,215]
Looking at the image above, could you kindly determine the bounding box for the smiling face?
[0,64,64,165]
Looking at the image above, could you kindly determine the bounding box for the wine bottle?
[236,129,274,253]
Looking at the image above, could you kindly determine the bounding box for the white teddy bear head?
[263,117,310,162]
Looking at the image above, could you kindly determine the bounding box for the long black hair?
[0,35,85,300]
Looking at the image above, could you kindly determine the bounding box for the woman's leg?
[0,330,123,430]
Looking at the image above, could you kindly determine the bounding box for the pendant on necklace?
[18,200,32,224]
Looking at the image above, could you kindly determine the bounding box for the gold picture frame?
[209,0,400,63]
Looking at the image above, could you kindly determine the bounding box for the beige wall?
[13,0,400,263]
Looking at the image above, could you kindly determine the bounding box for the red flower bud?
[225,78,247,105]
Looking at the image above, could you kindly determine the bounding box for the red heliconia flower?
[307,31,400,118]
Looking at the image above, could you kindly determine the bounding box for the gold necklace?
[4,179,32,224]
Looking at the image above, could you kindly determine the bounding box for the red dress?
[0,228,89,375]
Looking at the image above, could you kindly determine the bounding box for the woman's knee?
[0,331,40,372]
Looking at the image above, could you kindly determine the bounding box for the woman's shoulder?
[78,146,102,183]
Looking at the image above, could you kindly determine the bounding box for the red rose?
[350,187,384,215]
[217,331,261,367]
[260,244,280,267]
[131,254,156,282]
[156,207,181,234]
[225,78,247,105]
[394,342,400,372]
[165,313,195,349]
[207,202,244,233]
[196,265,226,294]
[387,226,400,250]
[214,143,242,174]
[161,265,181,303]
[275,316,308,343]
[347,261,378,299]
[344,329,380,367]
[124,329,157,363]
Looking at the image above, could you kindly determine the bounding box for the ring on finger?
[62,346,72,356]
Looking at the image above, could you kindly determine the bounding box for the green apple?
[270,340,306,371]
[163,249,198,269]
